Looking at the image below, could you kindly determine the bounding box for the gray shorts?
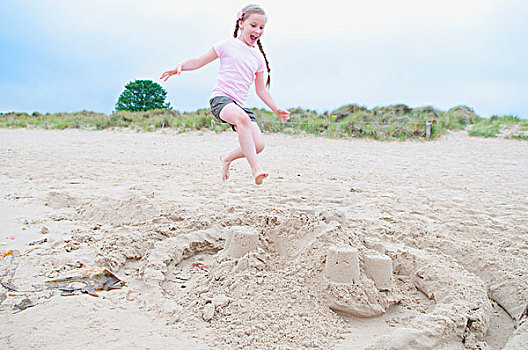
[209,96,256,131]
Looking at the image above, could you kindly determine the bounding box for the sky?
[1,0,527,118]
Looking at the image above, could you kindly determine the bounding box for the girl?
[160,4,289,185]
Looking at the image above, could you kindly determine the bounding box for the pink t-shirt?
[210,38,266,108]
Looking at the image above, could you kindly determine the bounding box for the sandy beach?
[1,128,527,349]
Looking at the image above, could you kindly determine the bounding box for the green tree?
[115,80,171,112]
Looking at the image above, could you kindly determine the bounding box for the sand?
[0,128,527,349]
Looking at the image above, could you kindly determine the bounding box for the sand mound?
[366,245,491,349]
[77,196,160,226]
[81,208,494,349]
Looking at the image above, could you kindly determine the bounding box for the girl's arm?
[160,48,218,81]
[255,72,290,123]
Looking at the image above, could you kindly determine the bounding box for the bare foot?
[219,153,231,181]
[254,172,269,185]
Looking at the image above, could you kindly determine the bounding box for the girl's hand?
[160,65,182,81]
[274,108,290,124]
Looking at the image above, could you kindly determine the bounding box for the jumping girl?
[160,4,289,185]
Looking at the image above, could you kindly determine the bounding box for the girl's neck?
[237,36,254,48]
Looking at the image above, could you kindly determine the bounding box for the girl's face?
[238,14,266,47]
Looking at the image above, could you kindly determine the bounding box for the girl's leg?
[219,103,267,183]
[220,122,265,180]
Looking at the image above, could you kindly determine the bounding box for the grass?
[468,115,528,139]
[253,104,480,140]
[0,109,218,132]
[1,104,525,140]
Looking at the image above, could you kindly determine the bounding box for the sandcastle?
[222,226,259,258]
[364,253,393,291]
[324,246,360,284]
[325,246,393,291]
[220,232,398,319]
[323,245,398,318]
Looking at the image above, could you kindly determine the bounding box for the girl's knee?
[256,140,265,153]
[236,114,252,127]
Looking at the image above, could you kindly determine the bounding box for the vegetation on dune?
[1,104,525,140]
[0,109,219,133]
[467,115,528,139]
[253,104,481,140]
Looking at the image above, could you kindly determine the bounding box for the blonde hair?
[233,4,271,89]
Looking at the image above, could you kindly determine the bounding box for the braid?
[257,39,271,89]
[233,20,239,38]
